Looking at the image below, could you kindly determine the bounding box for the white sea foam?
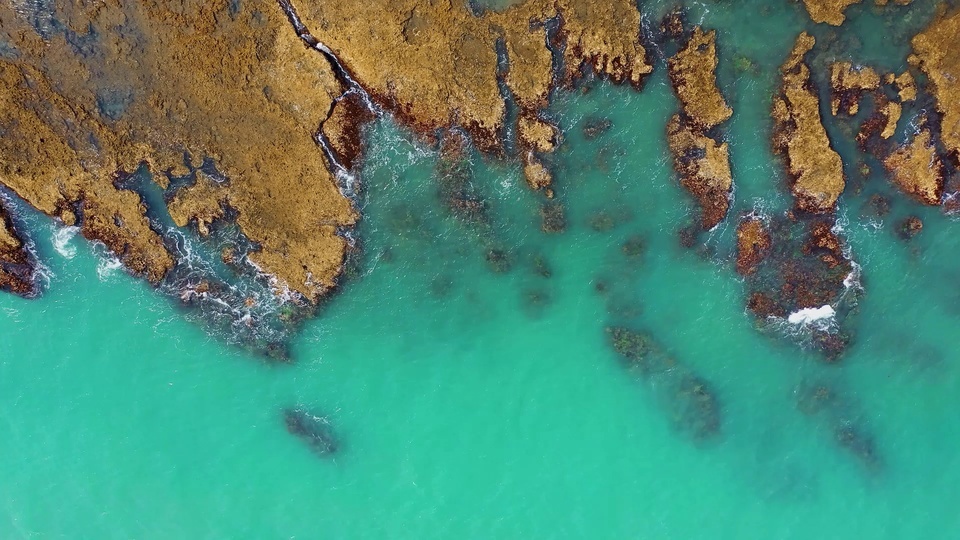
[96,256,123,280]
[787,305,836,325]
[843,260,862,290]
[52,225,79,259]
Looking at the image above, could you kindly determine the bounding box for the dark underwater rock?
[621,235,646,259]
[582,117,613,140]
[284,408,338,457]
[674,374,722,441]
[897,216,923,240]
[531,253,553,278]
[521,288,552,318]
[588,211,616,232]
[540,202,566,234]
[606,326,722,443]
[795,383,881,473]
[485,248,513,273]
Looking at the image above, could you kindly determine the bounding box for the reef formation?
[0,0,653,309]
[1,0,958,365]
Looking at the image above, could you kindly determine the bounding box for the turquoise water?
[4,1,960,538]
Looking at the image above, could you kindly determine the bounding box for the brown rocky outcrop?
[295,0,653,192]
[772,33,846,214]
[910,9,960,164]
[735,217,771,276]
[883,128,944,205]
[800,0,913,25]
[0,1,360,301]
[800,0,863,25]
[666,27,734,230]
[830,62,880,116]
[666,115,733,230]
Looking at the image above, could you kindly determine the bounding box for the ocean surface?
[3,0,960,537]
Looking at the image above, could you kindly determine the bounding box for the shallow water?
[4,1,960,538]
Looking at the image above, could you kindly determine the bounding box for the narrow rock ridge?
[772,33,845,215]
[277,0,379,186]
[742,33,860,360]
[666,26,734,231]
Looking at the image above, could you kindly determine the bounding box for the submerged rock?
[485,248,513,273]
[742,216,856,359]
[621,235,646,259]
[897,216,923,240]
[284,408,338,457]
[736,217,772,276]
[582,117,613,140]
[607,326,654,370]
[795,383,881,472]
[540,202,567,234]
[531,253,553,278]
[868,194,892,217]
[674,374,722,441]
[606,326,722,442]
[521,288,552,318]
[588,211,616,233]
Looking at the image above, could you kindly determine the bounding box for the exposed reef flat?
[800,0,914,25]
[293,0,652,192]
[0,199,37,297]
[800,0,863,25]
[883,127,944,205]
[0,1,357,302]
[666,27,733,230]
[830,62,879,117]
[910,8,960,164]
[0,0,656,316]
[773,33,845,214]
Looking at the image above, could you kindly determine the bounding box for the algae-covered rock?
[772,33,846,214]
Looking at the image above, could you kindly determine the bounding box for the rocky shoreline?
[1,0,959,363]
